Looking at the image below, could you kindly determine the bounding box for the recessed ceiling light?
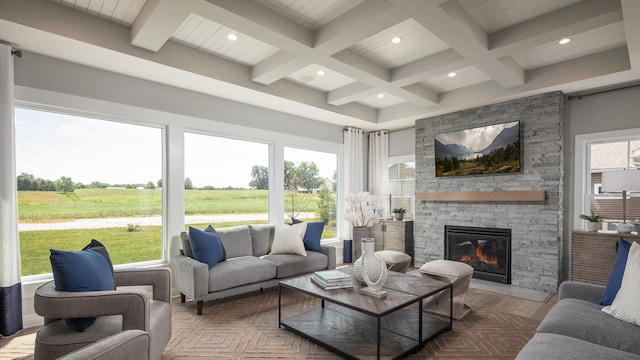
[227,33,238,41]
[448,72,457,77]
[378,93,385,98]
[558,38,571,45]
[317,70,326,76]
[391,37,402,44]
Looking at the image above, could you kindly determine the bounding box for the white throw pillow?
[602,241,640,326]
[270,223,308,256]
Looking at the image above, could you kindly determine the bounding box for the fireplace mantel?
[417,190,546,202]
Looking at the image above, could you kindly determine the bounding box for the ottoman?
[418,259,474,320]
[376,250,412,273]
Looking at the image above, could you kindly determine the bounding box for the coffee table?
[278,269,452,359]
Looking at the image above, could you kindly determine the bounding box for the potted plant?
[579,210,604,232]
[392,208,406,221]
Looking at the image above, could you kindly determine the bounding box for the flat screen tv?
[434,121,521,177]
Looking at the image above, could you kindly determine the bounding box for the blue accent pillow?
[50,244,116,332]
[204,225,226,260]
[600,238,632,306]
[189,226,225,269]
[303,221,325,252]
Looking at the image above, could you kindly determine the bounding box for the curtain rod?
[567,82,640,100]
[11,50,22,57]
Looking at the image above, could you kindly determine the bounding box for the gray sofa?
[516,281,640,360]
[170,224,336,314]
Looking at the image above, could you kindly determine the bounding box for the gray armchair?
[34,268,172,360]
[58,330,150,360]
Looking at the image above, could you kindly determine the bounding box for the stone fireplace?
[414,92,564,292]
[445,225,511,284]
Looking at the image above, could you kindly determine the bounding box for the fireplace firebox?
[444,225,511,284]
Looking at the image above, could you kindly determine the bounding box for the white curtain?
[368,130,389,195]
[0,44,22,336]
[342,127,365,240]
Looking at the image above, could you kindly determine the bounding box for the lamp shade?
[379,181,401,196]
[601,170,640,192]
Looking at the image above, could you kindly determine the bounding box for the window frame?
[573,127,640,230]
[15,105,168,281]
[15,98,345,282]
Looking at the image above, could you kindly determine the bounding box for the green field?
[18,189,335,276]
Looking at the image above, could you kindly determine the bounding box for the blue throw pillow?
[204,225,226,260]
[189,226,225,269]
[50,245,116,332]
[303,221,325,252]
[600,238,632,306]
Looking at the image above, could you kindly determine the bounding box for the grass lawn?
[18,189,336,276]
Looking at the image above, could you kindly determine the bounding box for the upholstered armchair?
[58,329,150,360]
[34,267,172,360]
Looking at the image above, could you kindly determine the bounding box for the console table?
[371,220,414,264]
[571,231,640,285]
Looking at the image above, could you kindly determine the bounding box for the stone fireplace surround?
[414,92,564,293]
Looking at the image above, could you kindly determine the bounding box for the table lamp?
[601,169,640,233]
[380,181,401,220]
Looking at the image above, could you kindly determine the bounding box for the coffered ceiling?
[1,0,639,131]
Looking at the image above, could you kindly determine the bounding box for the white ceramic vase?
[352,238,387,291]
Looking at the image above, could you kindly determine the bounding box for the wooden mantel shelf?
[417,190,546,202]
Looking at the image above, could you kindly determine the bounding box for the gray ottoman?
[376,250,412,273]
[419,259,474,320]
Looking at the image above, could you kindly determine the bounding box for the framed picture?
[434,121,521,177]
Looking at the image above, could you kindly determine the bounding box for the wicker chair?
[34,268,171,360]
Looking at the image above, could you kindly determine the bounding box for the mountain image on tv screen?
[434,121,520,177]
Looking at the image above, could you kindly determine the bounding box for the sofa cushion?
[537,298,640,355]
[516,333,640,360]
[189,227,225,269]
[208,256,277,292]
[248,224,275,257]
[215,225,253,259]
[601,238,632,305]
[263,251,328,278]
[180,231,193,258]
[270,223,307,256]
[303,221,324,252]
[602,240,640,326]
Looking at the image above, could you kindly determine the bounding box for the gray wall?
[414,92,565,292]
[389,127,415,157]
[563,85,640,278]
[14,52,344,144]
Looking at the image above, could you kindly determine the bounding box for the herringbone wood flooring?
[162,287,552,359]
[0,287,555,360]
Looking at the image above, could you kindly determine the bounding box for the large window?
[183,132,269,229]
[284,147,337,239]
[586,138,640,229]
[15,108,164,277]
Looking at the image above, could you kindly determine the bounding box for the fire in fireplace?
[444,225,511,284]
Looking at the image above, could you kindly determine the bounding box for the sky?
[435,121,518,152]
[15,108,337,188]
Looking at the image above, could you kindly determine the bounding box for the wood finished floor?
[0,283,557,360]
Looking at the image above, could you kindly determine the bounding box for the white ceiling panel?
[458,0,582,33]
[287,64,356,92]
[349,18,450,69]
[421,66,492,93]
[172,14,279,66]
[22,0,639,131]
[357,93,406,109]
[512,22,627,70]
[253,0,364,30]
[54,0,146,26]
